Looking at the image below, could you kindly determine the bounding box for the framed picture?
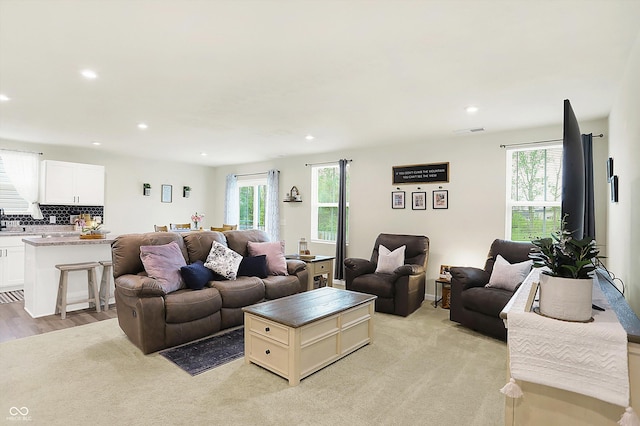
[411,191,426,210]
[161,184,172,203]
[439,264,452,280]
[607,157,614,182]
[433,190,448,209]
[392,191,406,209]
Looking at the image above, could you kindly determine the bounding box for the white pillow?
[485,254,532,291]
[204,241,243,280]
[375,244,406,274]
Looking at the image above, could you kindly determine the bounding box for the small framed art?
[392,191,406,209]
[161,184,172,203]
[433,190,448,209]
[412,192,426,210]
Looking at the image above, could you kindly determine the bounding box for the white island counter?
[22,236,116,318]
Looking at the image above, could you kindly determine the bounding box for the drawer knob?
[265,327,270,332]
[265,349,271,355]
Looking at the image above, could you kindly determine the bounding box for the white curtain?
[224,174,239,226]
[266,169,280,241]
[0,151,43,219]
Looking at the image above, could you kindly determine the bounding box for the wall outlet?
[50,216,56,224]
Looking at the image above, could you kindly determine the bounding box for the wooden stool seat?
[99,260,113,311]
[55,262,101,319]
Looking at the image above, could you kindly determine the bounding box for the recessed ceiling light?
[200,152,207,156]
[465,105,479,114]
[137,123,148,130]
[80,69,98,79]
[0,94,10,102]
[92,141,101,146]
[305,134,315,141]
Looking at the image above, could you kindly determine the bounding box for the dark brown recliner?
[449,239,534,341]
[344,233,429,317]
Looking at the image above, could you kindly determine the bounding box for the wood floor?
[0,301,118,343]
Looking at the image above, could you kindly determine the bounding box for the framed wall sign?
[433,190,448,209]
[393,162,449,185]
[412,192,426,210]
[161,184,172,203]
[392,191,405,209]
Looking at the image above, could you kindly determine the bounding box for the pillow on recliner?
[375,244,406,274]
[485,254,532,291]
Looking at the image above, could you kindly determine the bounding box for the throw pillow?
[139,241,187,293]
[485,254,533,291]
[375,244,406,274]
[180,260,216,290]
[246,241,288,276]
[204,241,243,280]
[237,255,268,278]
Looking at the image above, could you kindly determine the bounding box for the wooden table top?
[243,287,376,328]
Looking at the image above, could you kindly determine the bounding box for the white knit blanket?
[505,268,630,407]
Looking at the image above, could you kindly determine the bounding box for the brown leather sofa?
[344,233,429,317]
[449,239,534,341]
[111,229,308,354]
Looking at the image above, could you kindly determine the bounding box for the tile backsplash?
[1,205,104,227]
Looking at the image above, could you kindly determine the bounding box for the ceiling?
[1,0,639,167]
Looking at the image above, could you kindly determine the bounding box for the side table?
[286,255,335,291]
[434,278,451,309]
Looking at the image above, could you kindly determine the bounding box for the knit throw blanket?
[505,268,630,408]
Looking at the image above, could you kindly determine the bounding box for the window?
[0,157,29,214]
[238,178,266,230]
[506,145,563,241]
[311,164,349,242]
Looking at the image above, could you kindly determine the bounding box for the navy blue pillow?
[180,260,215,290]
[237,255,268,278]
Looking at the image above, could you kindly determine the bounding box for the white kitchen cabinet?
[40,160,105,205]
[0,236,25,291]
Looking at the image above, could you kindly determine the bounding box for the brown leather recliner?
[112,230,308,354]
[344,233,430,317]
[449,239,534,341]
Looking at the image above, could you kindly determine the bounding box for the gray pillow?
[485,254,532,291]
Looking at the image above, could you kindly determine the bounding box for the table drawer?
[248,316,289,345]
[248,334,289,376]
[309,260,331,275]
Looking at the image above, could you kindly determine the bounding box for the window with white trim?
[506,144,563,241]
[238,177,266,230]
[0,157,29,214]
[311,164,349,243]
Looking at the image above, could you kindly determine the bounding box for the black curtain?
[334,159,348,280]
[582,133,596,239]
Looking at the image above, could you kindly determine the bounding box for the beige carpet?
[0,306,506,425]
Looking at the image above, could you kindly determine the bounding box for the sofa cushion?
[164,287,223,323]
[247,241,288,276]
[180,260,215,290]
[139,241,186,293]
[224,229,270,257]
[183,231,228,263]
[375,244,406,273]
[204,241,243,280]
[485,254,532,291]
[237,255,268,278]
[113,232,187,279]
[461,286,513,317]
[210,276,265,309]
[262,275,301,299]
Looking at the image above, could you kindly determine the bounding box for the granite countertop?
[22,235,116,246]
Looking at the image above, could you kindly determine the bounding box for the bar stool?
[99,260,113,311]
[55,262,101,319]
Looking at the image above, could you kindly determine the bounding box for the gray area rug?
[159,327,244,375]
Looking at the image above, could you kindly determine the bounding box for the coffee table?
[242,287,376,386]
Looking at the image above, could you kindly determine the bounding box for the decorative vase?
[538,274,594,322]
[193,222,198,230]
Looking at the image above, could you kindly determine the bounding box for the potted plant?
[143,183,151,196]
[183,186,191,198]
[529,219,601,322]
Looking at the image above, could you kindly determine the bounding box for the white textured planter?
[538,274,594,322]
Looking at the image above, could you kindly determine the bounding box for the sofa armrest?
[395,264,425,276]
[344,258,376,277]
[115,274,166,297]
[450,266,490,290]
[286,259,307,275]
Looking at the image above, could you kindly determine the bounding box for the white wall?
[608,31,640,316]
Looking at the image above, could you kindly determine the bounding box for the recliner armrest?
[286,259,307,275]
[344,258,376,278]
[394,264,425,276]
[450,266,490,290]
[115,274,166,297]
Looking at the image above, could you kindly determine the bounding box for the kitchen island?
[22,235,115,318]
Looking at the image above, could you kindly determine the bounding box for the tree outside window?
[238,178,266,230]
[311,164,349,242]
[506,145,562,241]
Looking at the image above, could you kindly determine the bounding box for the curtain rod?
[234,170,278,177]
[0,148,44,155]
[305,159,353,166]
[500,133,604,148]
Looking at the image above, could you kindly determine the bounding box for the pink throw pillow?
[247,241,288,276]
[140,241,187,293]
